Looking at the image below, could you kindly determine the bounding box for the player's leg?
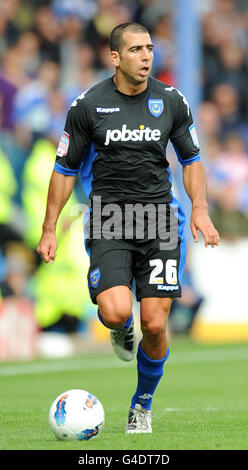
[96,285,133,329]
[131,297,172,410]
[87,239,136,360]
[96,286,136,361]
[126,230,184,433]
[126,297,172,433]
[140,297,172,359]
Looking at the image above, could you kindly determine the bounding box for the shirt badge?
[148,99,164,117]
[189,124,199,147]
[57,131,69,157]
[90,268,101,288]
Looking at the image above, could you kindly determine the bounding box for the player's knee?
[98,303,131,329]
[141,316,167,340]
[141,301,171,340]
[141,322,165,340]
[96,286,132,328]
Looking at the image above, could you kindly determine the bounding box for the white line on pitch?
[164,407,220,412]
[0,346,248,376]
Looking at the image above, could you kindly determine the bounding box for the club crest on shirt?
[90,268,100,288]
[148,99,164,117]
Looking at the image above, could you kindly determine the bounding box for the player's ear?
[110,50,120,67]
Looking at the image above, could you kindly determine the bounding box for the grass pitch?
[1,337,248,451]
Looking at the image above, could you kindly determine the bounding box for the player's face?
[112,31,154,86]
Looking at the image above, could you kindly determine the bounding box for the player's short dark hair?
[109,23,149,53]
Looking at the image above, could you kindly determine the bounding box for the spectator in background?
[207,132,248,209]
[84,0,131,50]
[13,60,60,139]
[197,101,222,155]
[0,241,38,361]
[201,1,248,100]
[168,260,203,335]
[0,242,35,299]
[21,131,78,252]
[34,219,96,336]
[137,0,172,31]
[211,83,243,137]
[52,0,98,23]
[46,88,67,145]
[217,42,248,110]
[206,132,248,238]
[34,5,61,63]
[150,12,175,85]
[94,41,114,81]
[69,43,98,98]
[0,47,28,90]
[15,31,41,78]
[0,0,20,53]
[198,101,221,139]
[0,47,32,203]
[0,148,19,250]
[0,45,31,152]
[0,74,17,131]
[58,14,86,89]
[60,42,98,105]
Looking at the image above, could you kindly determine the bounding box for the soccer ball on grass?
[49,389,105,441]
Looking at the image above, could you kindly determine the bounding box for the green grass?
[1,337,248,450]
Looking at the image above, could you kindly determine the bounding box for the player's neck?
[113,74,148,96]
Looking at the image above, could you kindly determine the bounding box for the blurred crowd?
[0,0,248,347]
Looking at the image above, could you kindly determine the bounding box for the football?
[48,389,105,441]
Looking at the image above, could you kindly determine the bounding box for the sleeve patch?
[57,131,70,157]
[189,124,199,148]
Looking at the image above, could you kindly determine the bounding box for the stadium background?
[0,0,248,360]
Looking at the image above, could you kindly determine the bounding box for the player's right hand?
[190,207,220,248]
[37,231,57,264]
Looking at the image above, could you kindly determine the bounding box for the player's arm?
[182,161,220,247]
[37,92,92,263]
[169,88,220,247]
[37,171,76,263]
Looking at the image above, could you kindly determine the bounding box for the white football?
[49,389,105,441]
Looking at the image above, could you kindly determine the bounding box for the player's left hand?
[190,207,220,248]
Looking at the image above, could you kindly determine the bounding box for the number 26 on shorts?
[149,259,177,285]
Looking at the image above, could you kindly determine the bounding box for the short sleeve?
[169,89,201,166]
[54,92,92,176]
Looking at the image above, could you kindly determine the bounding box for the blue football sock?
[97,309,133,330]
[131,342,170,411]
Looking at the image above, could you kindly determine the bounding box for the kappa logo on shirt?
[104,124,161,146]
[96,107,120,113]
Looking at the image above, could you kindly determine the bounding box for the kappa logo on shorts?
[148,99,164,117]
[157,285,179,291]
[90,268,101,288]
